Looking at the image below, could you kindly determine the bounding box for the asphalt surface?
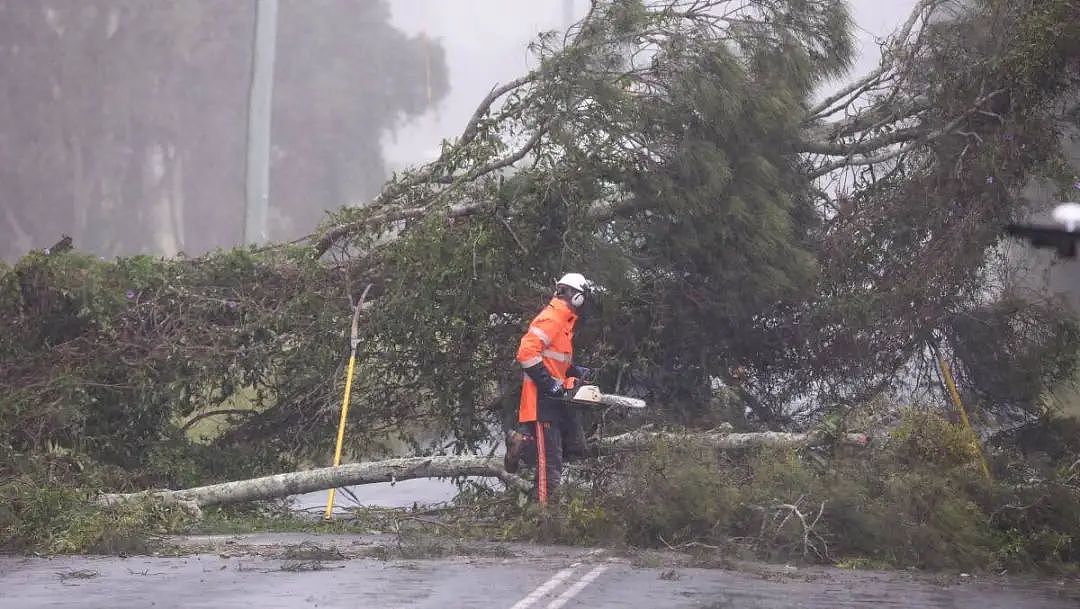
[2,534,1077,609]
[290,478,464,514]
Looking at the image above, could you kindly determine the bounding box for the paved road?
[290,478,465,514]
[2,534,1077,609]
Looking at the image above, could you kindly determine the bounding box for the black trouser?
[519,400,587,503]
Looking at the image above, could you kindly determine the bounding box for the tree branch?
[313,200,489,257]
[99,455,530,511]
[808,68,890,121]
[806,0,943,119]
[797,125,927,156]
[599,429,870,451]
[431,125,549,185]
[312,125,547,258]
[179,409,258,434]
[803,96,930,143]
[458,75,537,149]
[807,88,1007,179]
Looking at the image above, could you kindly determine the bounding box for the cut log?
[99,455,527,510]
[599,430,871,452]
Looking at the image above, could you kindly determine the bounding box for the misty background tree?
[0,0,447,260]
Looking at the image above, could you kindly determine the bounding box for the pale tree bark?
[146,143,180,256]
[99,430,869,513]
[99,455,528,512]
[2,207,34,255]
[598,429,870,452]
[170,149,186,251]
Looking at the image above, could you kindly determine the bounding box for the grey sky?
[383,0,919,169]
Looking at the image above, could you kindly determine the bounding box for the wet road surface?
[2,534,1077,609]
[290,478,465,515]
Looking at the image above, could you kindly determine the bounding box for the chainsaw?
[564,384,646,409]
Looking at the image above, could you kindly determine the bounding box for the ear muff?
[570,291,586,308]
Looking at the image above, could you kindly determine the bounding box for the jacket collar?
[548,297,577,324]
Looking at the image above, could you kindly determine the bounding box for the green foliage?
[770,0,1080,417]
[490,414,1079,572]
[307,0,1080,430]
[45,498,193,555]
[948,296,1080,416]
[1,483,87,553]
[995,0,1080,105]
[606,442,742,548]
[890,409,982,468]
[304,0,866,427]
[0,246,350,471]
[0,455,192,554]
[142,436,283,491]
[193,506,358,536]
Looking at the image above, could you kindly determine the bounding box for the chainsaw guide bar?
[567,384,646,409]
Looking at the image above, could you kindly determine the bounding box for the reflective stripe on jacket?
[516,297,577,422]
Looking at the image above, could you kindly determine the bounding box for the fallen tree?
[5,0,1079,483]
[99,429,869,512]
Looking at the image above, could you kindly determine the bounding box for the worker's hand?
[545,379,566,398]
[575,366,597,383]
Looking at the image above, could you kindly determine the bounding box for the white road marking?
[544,565,610,609]
[508,566,580,609]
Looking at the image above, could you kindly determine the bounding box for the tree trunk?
[98,430,870,514]
[98,455,527,511]
[598,430,870,452]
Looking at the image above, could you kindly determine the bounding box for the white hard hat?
[556,273,591,292]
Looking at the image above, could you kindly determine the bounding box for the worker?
[504,273,596,504]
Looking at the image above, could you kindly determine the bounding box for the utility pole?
[244,0,278,245]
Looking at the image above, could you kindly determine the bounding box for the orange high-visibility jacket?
[516,298,578,422]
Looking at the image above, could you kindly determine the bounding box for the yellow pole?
[324,350,357,519]
[936,354,992,481]
[324,284,371,520]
